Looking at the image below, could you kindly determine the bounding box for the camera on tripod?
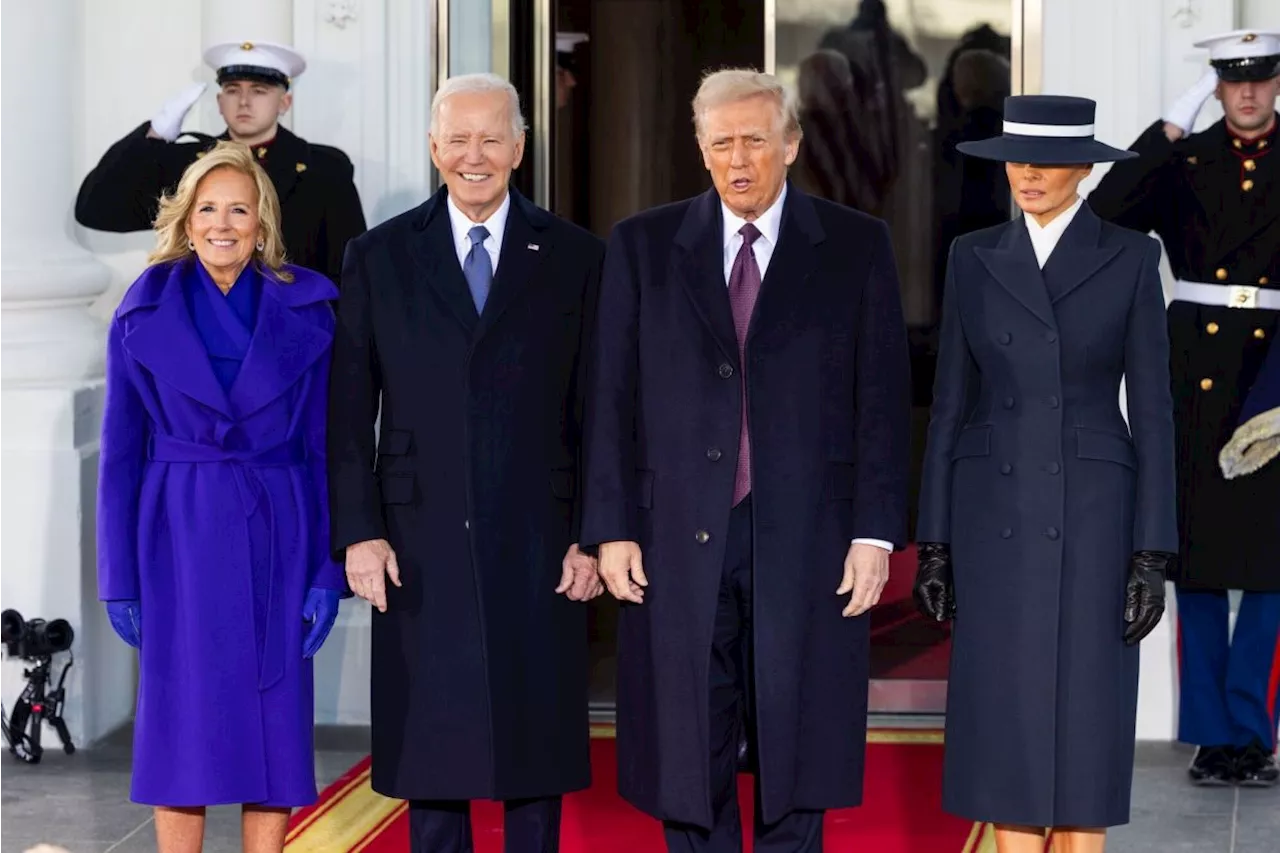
[1,609,76,764]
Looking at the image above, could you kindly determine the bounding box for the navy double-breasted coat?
[580,185,911,827]
[918,204,1178,826]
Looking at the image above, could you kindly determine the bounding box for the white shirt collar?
[447,190,511,266]
[722,183,787,252]
[1024,195,1084,269]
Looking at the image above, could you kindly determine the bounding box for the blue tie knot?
[469,225,490,247]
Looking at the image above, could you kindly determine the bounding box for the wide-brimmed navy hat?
[956,95,1138,164]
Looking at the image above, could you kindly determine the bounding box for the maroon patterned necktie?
[728,223,762,506]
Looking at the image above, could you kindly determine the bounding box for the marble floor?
[1,727,1275,852]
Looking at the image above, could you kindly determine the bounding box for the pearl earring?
[256,239,265,252]
[187,239,195,251]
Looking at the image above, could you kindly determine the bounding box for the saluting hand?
[345,538,401,613]
[598,541,647,604]
[838,543,889,617]
[557,543,604,601]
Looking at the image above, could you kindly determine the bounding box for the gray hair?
[430,73,527,138]
[692,68,802,141]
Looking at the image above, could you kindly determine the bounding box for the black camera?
[1,609,74,660]
[0,609,75,763]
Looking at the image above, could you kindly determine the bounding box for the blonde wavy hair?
[148,141,292,282]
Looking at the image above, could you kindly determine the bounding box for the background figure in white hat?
[1090,29,1280,789]
[75,40,366,287]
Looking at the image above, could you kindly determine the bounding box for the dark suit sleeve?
[916,240,979,544]
[1087,120,1175,240]
[304,321,348,593]
[579,225,641,549]
[569,239,606,544]
[322,155,368,286]
[851,219,912,547]
[1126,238,1178,553]
[326,238,386,557]
[75,121,199,232]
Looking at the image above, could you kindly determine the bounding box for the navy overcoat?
[917,204,1178,827]
[326,187,602,801]
[580,185,911,827]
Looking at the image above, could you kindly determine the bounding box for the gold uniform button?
[1261,139,1270,150]
[1255,328,1267,340]
[1243,179,1255,192]
[1234,138,1244,149]
[1200,378,1214,391]
[1216,268,1228,281]
[1260,277,1270,285]
[1244,159,1257,171]
[1206,322,1220,335]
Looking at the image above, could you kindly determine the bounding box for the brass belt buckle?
[1227,285,1259,309]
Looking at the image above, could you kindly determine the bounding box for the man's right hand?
[1162,68,1218,140]
[598,541,647,604]
[345,539,401,613]
[147,82,208,142]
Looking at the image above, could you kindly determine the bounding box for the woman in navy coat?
[914,96,1178,853]
[97,142,344,852]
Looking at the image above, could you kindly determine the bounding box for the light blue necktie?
[463,225,492,313]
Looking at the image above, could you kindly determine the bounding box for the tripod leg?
[51,715,75,755]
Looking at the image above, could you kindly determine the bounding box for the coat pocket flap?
[378,472,415,504]
[1075,428,1136,470]
[378,429,413,456]
[551,468,576,500]
[951,426,992,460]
[827,462,857,500]
[635,469,655,509]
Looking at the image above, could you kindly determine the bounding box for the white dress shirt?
[720,185,893,555]
[1024,195,1084,269]
[447,191,511,275]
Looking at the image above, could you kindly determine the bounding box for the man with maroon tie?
[580,68,911,852]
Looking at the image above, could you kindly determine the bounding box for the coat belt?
[146,433,306,691]
[1172,280,1280,311]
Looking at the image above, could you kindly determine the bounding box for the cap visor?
[955,136,1138,163]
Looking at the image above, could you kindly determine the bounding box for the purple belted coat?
[96,257,344,807]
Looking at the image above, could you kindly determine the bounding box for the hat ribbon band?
[1003,120,1095,138]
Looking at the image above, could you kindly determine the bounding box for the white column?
[1,0,130,748]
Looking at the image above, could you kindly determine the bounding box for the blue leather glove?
[302,587,340,659]
[105,600,141,648]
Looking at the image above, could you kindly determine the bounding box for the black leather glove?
[913,543,956,622]
[1124,550,1173,645]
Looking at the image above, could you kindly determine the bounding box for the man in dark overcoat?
[75,40,366,285]
[326,73,603,853]
[1089,29,1280,786]
[581,68,911,852]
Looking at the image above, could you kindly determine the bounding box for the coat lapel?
[409,189,480,332]
[750,186,822,342]
[227,276,334,419]
[1042,204,1121,304]
[672,188,740,364]
[975,218,1056,329]
[474,189,551,340]
[121,261,233,417]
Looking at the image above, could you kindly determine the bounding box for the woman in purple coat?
[96,141,345,852]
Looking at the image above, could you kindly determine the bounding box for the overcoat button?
[1200,378,1214,391]
[1046,527,1060,540]
[1206,322,1220,335]
[1003,397,1015,409]
[695,529,711,544]
[718,363,734,379]
[1000,529,1013,539]
[1000,463,1012,475]
[1048,396,1060,409]
[1046,332,1058,343]
[706,447,722,461]
[1048,462,1061,475]
[1216,268,1228,281]
[999,332,1012,345]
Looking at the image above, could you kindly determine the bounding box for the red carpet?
[286,729,989,852]
[871,545,952,680]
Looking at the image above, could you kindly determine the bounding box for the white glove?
[1163,68,1219,135]
[148,83,208,142]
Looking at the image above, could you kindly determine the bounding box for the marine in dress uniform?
[1089,29,1280,787]
[75,41,366,286]
[914,96,1176,844]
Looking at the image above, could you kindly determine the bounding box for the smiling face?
[216,80,291,145]
[184,166,262,286]
[1005,162,1093,225]
[698,93,799,221]
[430,89,524,222]
[1217,76,1280,138]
